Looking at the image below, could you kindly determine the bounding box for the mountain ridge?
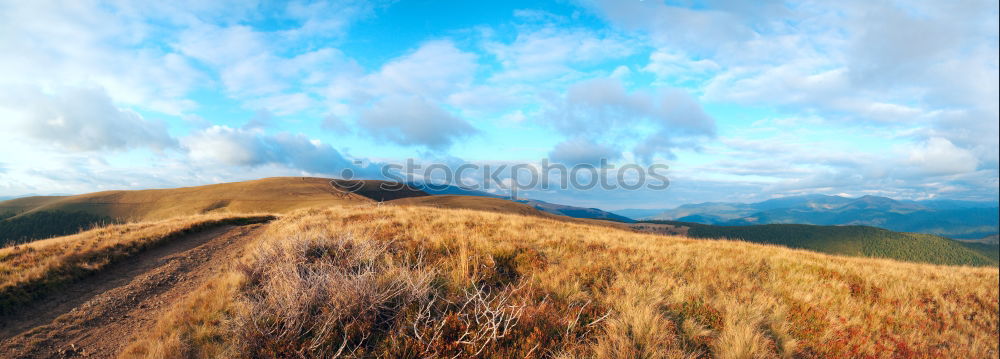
[634,194,999,239]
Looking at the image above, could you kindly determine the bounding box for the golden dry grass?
[387,195,549,217]
[122,204,999,358]
[0,213,274,313]
[388,195,631,229]
[0,177,399,222]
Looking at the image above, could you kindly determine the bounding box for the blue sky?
[0,0,997,209]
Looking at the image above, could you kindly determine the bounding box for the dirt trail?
[0,223,266,358]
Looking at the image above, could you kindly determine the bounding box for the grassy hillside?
[0,196,68,214]
[388,194,550,217]
[119,205,997,358]
[641,221,997,266]
[0,177,427,244]
[0,213,275,314]
[0,177,422,222]
[0,211,116,246]
[388,195,630,229]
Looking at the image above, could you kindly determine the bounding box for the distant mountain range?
[617,194,999,239]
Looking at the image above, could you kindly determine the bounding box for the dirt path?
[0,223,266,358]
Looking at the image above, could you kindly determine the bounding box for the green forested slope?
[644,221,998,266]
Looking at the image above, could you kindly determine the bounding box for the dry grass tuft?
[122,204,998,358]
[233,232,432,357]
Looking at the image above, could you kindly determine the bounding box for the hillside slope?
[407,182,632,222]
[514,199,635,222]
[387,195,549,217]
[0,177,418,220]
[111,205,997,358]
[0,177,427,244]
[638,221,998,266]
[0,213,274,357]
[387,195,630,229]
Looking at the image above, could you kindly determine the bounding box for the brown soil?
[0,223,266,358]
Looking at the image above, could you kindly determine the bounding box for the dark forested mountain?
[644,195,998,239]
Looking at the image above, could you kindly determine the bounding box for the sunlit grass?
[0,213,274,314]
[112,204,999,357]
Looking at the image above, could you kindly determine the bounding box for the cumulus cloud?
[548,138,621,166]
[485,26,638,81]
[175,24,351,112]
[321,115,351,134]
[643,50,720,85]
[358,96,476,150]
[281,0,384,38]
[182,126,361,175]
[578,0,785,55]
[546,78,715,161]
[0,1,204,114]
[317,40,480,150]
[905,137,980,177]
[0,86,174,151]
[365,40,477,100]
[587,0,998,182]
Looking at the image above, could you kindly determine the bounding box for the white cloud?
[548,138,620,165]
[0,1,205,114]
[545,78,715,161]
[0,86,174,151]
[281,0,382,38]
[175,24,351,109]
[358,96,476,150]
[319,40,481,150]
[578,0,783,54]
[643,50,720,85]
[365,40,478,101]
[905,137,979,177]
[587,0,997,173]
[182,126,357,175]
[485,26,638,81]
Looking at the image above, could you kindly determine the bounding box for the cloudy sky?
[0,0,997,209]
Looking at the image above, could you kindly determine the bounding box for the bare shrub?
[409,283,527,357]
[233,233,432,357]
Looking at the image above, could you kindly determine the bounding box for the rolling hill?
[637,220,998,266]
[387,195,630,229]
[0,177,426,244]
[0,177,426,220]
[4,178,995,267]
[3,205,995,358]
[1,178,632,244]
[387,195,551,217]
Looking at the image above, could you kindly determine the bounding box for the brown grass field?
[0,177,424,221]
[0,213,274,313]
[112,204,998,359]
[387,195,630,229]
